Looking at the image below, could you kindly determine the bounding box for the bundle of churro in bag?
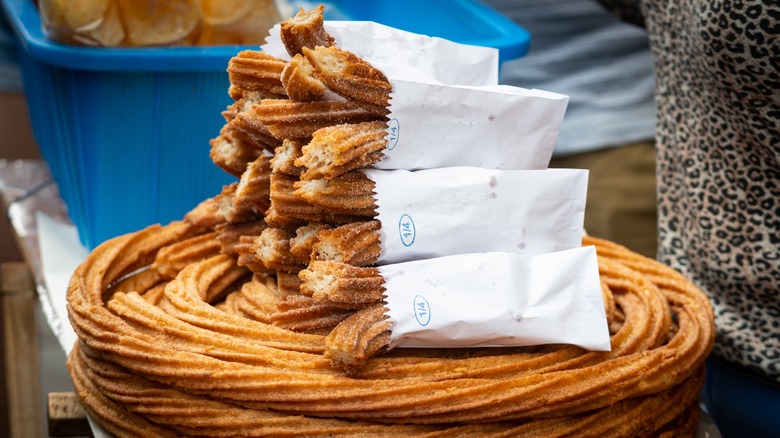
[203,6,606,372]
[260,19,569,170]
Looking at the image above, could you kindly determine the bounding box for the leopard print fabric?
[597,0,779,381]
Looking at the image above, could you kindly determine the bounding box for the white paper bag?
[379,83,568,170]
[380,246,611,351]
[365,167,588,264]
[263,20,500,86]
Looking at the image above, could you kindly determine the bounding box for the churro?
[293,171,378,219]
[299,260,384,307]
[281,54,328,102]
[227,50,287,96]
[303,45,392,116]
[297,121,388,180]
[311,220,381,267]
[209,123,263,178]
[279,5,335,57]
[248,99,383,140]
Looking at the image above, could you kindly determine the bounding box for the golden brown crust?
[270,139,304,176]
[230,105,285,154]
[262,204,308,232]
[234,154,272,214]
[312,220,382,267]
[298,261,384,308]
[293,171,378,219]
[234,235,273,275]
[276,271,303,297]
[215,220,267,258]
[67,223,713,435]
[250,227,307,273]
[297,121,388,180]
[279,5,335,57]
[270,172,368,224]
[324,303,392,373]
[303,46,392,116]
[247,99,383,140]
[227,50,287,96]
[289,222,332,264]
[214,183,262,224]
[152,232,222,279]
[184,196,226,230]
[281,54,328,102]
[209,123,263,178]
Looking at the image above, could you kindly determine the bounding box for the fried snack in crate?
[311,220,381,267]
[215,220,267,258]
[293,171,378,219]
[245,227,307,273]
[297,121,388,180]
[271,139,304,176]
[227,51,287,96]
[280,5,335,57]
[247,99,383,140]
[290,222,332,264]
[152,231,221,279]
[303,46,393,117]
[324,303,392,373]
[299,261,384,308]
[39,0,108,32]
[199,0,253,26]
[281,54,328,102]
[40,0,126,47]
[210,124,263,178]
[198,1,282,46]
[271,172,368,224]
[115,0,200,46]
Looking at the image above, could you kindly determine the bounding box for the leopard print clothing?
[597,0,779,381]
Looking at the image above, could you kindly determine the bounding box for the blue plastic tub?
[1,0,530,249]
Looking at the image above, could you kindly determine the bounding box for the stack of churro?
[66,6,715,436]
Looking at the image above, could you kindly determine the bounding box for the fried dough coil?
[68,223,713,435]
[303,45,392,116]
[297,121,388,180]
[152,231,221,279]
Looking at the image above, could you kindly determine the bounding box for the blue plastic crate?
[1,0,530,249]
